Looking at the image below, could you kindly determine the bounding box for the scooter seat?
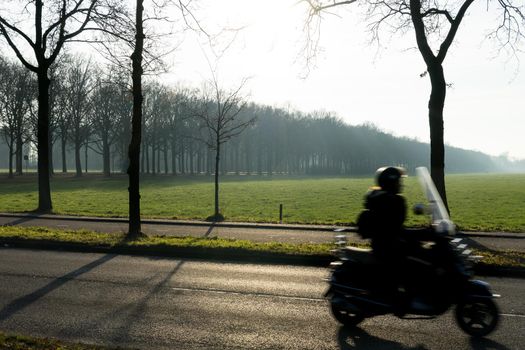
[342,246,377,264]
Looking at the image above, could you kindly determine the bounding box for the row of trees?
[2,55,523,180]
[0,56,127,177]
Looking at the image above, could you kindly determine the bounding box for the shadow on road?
[337,326,509,350]
[203,223,216,238]
[337,326,428,350]
[107,260,185,343]
[470,337,510,350]
[0,253,116,322]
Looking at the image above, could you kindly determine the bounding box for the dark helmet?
[375,166,406,193]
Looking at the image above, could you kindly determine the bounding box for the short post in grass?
[279,204,283,224]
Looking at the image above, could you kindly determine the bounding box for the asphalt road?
[0,248,524,349]
[0,214,523,252]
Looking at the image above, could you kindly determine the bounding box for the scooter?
[325,167,500,337]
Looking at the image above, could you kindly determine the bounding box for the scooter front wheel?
[330,300,364,327]
[455,298,499,337]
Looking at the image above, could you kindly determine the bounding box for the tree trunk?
[164,141,168,174]
[145,143,150,174]
[84,143,88,174]
[48,137,54,175]
[257,147,262,175]
[121,115,130,174]
[267,149,273,176]
[171,138,177,175]
[36,70,52,212]
[61,134,67,173]
[127,0,144,237]
[15,135,23,175]
[197,146,203,174]
[140,142,145,173]
[427,63,449,211]
[151,140,156,175]
[103,136,111,177]
[178,151,183,174]
[157,143,161,174]
[189,143,194,175]
[180,141,185,174]
[8,140,14,179]
[206,149,212,175]
[409,0,456,212]
[214,141,220,218]
[221,144,226,175]
[75,140,82,176]
[245,143,251,175]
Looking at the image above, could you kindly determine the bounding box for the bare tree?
[50,59,72,174]
[103,68,132,174]
[0,60,35,178]
[64,0,165,235]
[90,69,126,177]
[64,57,93,177]
[303,0,525,210]
[47,62,66,175]
[95,0,201,236]
[141,82,166,175]
[125,0,146,237]
[164,87,198,175]
[0,0,119,211]
[197,76,255,221]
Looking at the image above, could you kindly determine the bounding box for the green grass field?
[0,173,524,232]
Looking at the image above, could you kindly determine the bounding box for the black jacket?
[364,189,406,255]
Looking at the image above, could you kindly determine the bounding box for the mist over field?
[1,104,524,177]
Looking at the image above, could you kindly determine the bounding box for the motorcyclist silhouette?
[358,167,459,314]
[327,166,500,336]
[358,166,413,314]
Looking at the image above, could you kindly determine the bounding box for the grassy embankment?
[1,173,524,232]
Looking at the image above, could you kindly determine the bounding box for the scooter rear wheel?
[330,301,364,327]
[455,299,499,337]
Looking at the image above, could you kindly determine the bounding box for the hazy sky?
[162,0,525,159]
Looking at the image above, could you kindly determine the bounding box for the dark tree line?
[0,58,35,178]
[0,0,123,212]
[1,56,523,178]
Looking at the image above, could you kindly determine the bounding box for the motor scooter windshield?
[415,167,455,235]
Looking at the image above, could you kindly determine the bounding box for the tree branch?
[421,8,453,23]
[305,0,358,14]
[0,19,38,71]
[436,0,475,63]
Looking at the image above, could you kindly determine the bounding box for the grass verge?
[0,226,336,256]
[473,250,525,269]
[0,226,523,271]
[0,331,120,350]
